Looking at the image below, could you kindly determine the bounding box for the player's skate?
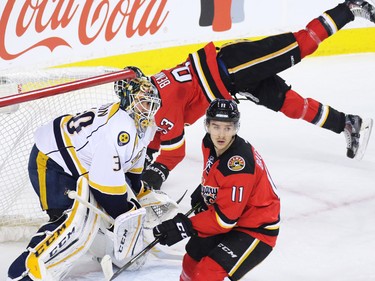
[345,0,375,23]
[344,114,373,159]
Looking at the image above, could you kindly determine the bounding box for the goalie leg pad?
[7,215,68,280]
[8,177,101,281]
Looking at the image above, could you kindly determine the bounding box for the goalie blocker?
[90,208,148,271]
[89,188,181,271]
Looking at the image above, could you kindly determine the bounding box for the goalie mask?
[115,77,161,136]
[205,99,240,131]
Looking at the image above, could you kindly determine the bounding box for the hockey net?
[0,67,133,242]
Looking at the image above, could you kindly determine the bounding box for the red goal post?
[0,67,136,241]
[0,68,136,108]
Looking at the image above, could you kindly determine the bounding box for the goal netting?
[0,66,133,241]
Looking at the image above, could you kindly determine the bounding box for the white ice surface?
[1,53,375,281]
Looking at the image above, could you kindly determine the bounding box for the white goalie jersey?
[34,102,156,195]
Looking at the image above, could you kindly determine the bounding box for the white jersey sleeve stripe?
[88,178,128,195]
[128,167,143,174]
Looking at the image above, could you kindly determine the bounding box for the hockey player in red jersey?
[116,1,375,190]
[153,99,280,281]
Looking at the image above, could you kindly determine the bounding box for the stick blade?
[101,255,114,281]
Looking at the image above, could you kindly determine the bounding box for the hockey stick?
[67,189,114,225]
[68,187,187,225]
[176,189,188,204]
[108,202,202,281]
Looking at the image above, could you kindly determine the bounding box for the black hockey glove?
[190,184,208,214]
[153,213,196,246]
[144,147,158,169]
[142,162,169,190]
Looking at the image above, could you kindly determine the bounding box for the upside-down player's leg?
[217,2,374,159]
[242,74,373,159]
[218,1,374,89]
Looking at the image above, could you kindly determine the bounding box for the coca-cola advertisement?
[0,0,366,71]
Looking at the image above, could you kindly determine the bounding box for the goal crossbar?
[0,68,135,108]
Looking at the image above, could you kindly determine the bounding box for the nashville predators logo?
[227,156,245,172]
[118,131,130,146]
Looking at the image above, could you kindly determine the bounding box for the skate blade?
[355,118,373,160]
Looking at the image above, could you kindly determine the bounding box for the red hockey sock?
[180,254,199,281]
[191,256,228,281]
[280,89,320,122]
[294,19,328,58]
[280,90,345,133]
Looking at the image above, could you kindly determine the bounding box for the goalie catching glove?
[136,183,179,229]
[142,162,170,190]
[153,213,196,246]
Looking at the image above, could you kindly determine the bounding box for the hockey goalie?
[6,76,179,280]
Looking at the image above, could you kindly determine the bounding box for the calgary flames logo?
[201,185,218,205]
[227,155,245,172]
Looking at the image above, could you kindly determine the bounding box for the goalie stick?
[105,202,202,281]
[68,189,114,226]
